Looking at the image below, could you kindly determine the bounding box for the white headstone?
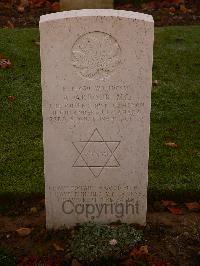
[40,10,154,229]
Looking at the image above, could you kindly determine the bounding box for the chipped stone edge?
[40,9,154,24]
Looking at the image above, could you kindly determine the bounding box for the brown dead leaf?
[169,7,176,13]
[7,20,15,29]
[17,1,28,14]
[161,200,177,207]
[160,0,184,8]
[30,207,38,213]
[130,245,148,258]
[122,259,133,266]
[71,259,81,266]
[16,227,32,236]
[0,54,5,59]
[119,4,133,10]
[142,0,183,10]
[20,0,29,7]
[185,202,200,211]
[53,243,64,252]
[148,255,171,266]
[180,4,189,13]
[30,0,46,8]
[161,201,182,215]
[153,79,159,86]
[17,5,25,13]
[165,142,178,148]
[8,96,16,102]
[167,207,182,215]
[18,255,62,265]
[142,1,157,10]
[40,198,45,205]
[35,41,40,46]
[51,2,60,12]
[0,59,12,69]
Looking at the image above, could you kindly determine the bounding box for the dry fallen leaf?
[142,1,157,10]
[7,20,15,29]
[21,0,29,7]
[180,4,188,13]
[167,207,182,215]
[30,0,46,8]
[51,2,60,12]
[165,142,178,148]
[169,7,176,13]
[16,227,32,236]
[153,79,159,86]
[30,207,38,213]
[148,256,171,266]
[18,255,61,265]
[123,258,133,266]
[185,202,200,211]
[0,59,12,69]
[35,41,40,46]
[161,200,177,207]
[8,96,16,102]
[130,245,148,258]
[161,200,182,215]
[17,5,25,13]
[53,243,64,252]
[71,259,82,266]
[168,0,184,4]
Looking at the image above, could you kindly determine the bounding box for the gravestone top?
[40,9,154,229]
[40,9,153,23]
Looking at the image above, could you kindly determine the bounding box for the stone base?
[60,0,113,10]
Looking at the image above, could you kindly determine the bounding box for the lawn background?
[0,26,199,200]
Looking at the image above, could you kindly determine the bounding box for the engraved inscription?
[49,185,140,220]
[49,185,139,204]
[72,128,120,177]
[72,31,121,80]
[48,84,145,123]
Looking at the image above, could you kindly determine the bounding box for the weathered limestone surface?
[40,10,154,229]
[60,0,113,10]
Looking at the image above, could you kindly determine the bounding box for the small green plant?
[0,248,16,266]
[71,223,142,262]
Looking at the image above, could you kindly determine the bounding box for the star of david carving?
[72,128,120,177]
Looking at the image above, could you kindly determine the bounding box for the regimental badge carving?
[71,31,121,80]
[72,128,120,177]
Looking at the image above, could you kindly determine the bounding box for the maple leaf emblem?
[72,31,121,80]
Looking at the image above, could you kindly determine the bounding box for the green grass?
[0,29,43,195]
[0,248,16,266]
[71,223,142,263]
[150,26,200,200]
[0,26,199,200]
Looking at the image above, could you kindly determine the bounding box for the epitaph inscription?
[49,184,140,220]
[48,84,145,123]
[72,31,121,80]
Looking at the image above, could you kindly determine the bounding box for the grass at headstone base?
[71,223,142,262]
[0,26,199,200]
